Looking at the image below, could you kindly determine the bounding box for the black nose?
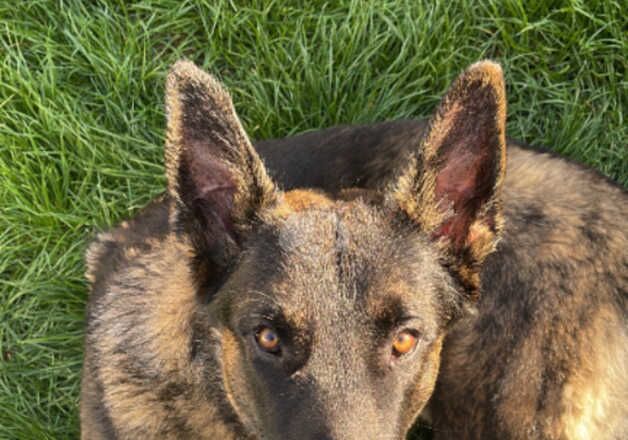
[310,434,332,440]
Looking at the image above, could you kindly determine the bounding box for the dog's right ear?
[164,60,278,270]
[390,61,507,300]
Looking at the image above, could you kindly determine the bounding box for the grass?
[0,0,625,438]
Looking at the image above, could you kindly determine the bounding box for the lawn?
[0,0,625,438]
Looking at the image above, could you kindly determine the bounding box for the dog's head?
[165,60,506,439]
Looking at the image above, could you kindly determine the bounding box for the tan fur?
[80,353,108,439]
[220,328,259,433]
[139,236,197,370]
[84,232,116,285]
[560,308,627,439]
[272,188,334,218]
[399,335,445,430]
[84,232,240,439]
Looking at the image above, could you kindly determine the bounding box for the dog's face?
[166,60,506,439]
[210,199,452,439]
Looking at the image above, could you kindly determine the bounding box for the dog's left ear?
[391,61,507,299]
[164,60,278,272]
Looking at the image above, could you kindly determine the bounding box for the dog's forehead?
[249,201,442,322]
[275,201,394,277]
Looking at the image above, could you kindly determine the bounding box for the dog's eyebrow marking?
[273,189,333,218]
[237,290,283,311]
[285,189,333,210]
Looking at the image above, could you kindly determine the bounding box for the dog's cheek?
[399,334,445,431]
[220,329,261,432]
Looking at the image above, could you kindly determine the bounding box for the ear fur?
[392,60,507,299]
[164,60,277,268]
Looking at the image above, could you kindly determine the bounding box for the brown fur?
[81,60,627,439]
[427,145,627,439]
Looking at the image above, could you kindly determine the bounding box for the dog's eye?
[392,330,418,357]
[256,327,280,353]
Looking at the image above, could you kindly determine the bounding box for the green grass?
[0,0,625,438]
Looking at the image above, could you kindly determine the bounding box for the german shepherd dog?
[81,60,627,439]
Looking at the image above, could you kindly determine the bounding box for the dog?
[81,59,627,439]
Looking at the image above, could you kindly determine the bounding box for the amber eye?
[256,327,281,353]
[392,330,418,357]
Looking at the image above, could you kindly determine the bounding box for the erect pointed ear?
[164,60,278,266]
[391,61,507,299]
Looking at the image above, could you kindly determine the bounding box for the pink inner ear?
[426,75,501,250]
[433,138,496,250]
[180,142,238,238]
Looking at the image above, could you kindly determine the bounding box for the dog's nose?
[310,434,332,440]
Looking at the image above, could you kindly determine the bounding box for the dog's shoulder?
[431,142,627,438]
[84,194,171,294]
